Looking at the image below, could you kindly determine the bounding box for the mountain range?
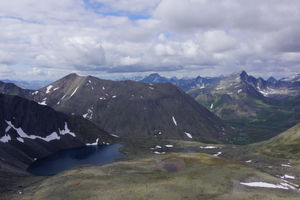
[141,71,300,143]
[0,74,231,143]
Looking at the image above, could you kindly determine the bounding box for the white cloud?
[0,65,15,77]
[0,0,299,79]
[120,56,140,66]
[203,31,237,53]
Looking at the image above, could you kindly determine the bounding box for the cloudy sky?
[0,0,300,80]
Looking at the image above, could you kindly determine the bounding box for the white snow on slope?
[5,121,75,142]
[199,146,217,149]
[210,103,214,109]
[184,132,193,139]
[165,145,173,148]
[59,122,76,137]
[46,85,53,94]
[245,160,252,163]
[70,87,79,98]
[32,91,39,95]
[5,126,11,133]
[0,135,11,143]
[281,175,295,180]
[53,87,59,91]
[281,164,292,168]
[213,152,222,156]
[240,182,290,190]
[16,137,24,143]
[111,134,119,138]
[82,109,93,120]
[153,151,166,154]
[172,116,177,126]
[38,101,47,105]
[86,138,99,146]
[102,86,105,90]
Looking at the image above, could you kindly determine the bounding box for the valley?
[0,71,300,200]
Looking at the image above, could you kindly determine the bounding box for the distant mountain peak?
[267,76,277,83]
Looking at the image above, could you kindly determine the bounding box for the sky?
[0,0,300,80]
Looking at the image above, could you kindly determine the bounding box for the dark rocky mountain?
[30,73,231,143]
[0,81,33,99]
[187,71,300,143]
[267,76,277,84]
[0,94,112,172]
[141,73,219,91]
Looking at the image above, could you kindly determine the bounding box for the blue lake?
[27,144,124,176]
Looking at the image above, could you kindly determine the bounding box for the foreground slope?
[31,73,231,143]
[11,153,299,200]
[258,123,300,159]
[0,94,112,172]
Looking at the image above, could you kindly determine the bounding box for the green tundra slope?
[258,123,300,160]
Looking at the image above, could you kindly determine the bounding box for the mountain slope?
[187,71,300,143]
[32,73,231,143]
[0,81,33,99]
[258,123,300,159]
[0,94,112,171]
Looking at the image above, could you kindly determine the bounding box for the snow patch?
[32,91,39,95]
[5,121,75,142]
[281,164,292,168]
[210,103,214,109]
[53,87,59,91]
[172,116,177,126]
[38,101,47,105]
[245,160,252,163]
[153,151,166,155]
[111,134,119,138]
[184,132,193,139]
[70,87,79,98]
[112,95,117,98]
[149,87,154,90]
[240,182,289,190]
[165,145,173,148]
[82,109,93,120]
[59,122,76,137]
[86,138,99,146]
[281,175,295,180]
[46,85,53,94]
[16,137,24,143]
[199,146,217,149]
[5,126,11,133]
[213,152,222,156]
[0,134,11,143]
[102,86,105,90]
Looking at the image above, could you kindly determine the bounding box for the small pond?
[27,144,124,176]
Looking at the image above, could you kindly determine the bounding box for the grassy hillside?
[258,123,300,160]
[10,153,299,200]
